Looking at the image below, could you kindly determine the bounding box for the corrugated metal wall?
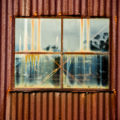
[0,0,120,120]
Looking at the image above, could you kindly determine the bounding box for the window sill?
[9,88,113,93]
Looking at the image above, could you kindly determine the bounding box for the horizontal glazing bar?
[15,52,109,55]
[15,52,62,54]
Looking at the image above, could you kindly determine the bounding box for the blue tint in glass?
[15,54,61,88]
[63,55,109,88]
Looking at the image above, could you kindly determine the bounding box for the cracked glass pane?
[63,19,109,52]
[15,18,61,52]
[63,55,109,88]
[15,54,61,88]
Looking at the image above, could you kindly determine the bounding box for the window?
[14,17,109,89]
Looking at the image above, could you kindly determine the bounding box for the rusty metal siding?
[8,92,115,120]
[0,0,120,120]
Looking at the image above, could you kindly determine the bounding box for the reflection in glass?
[63,55,109,88]
[15,54,61,88]
[63,19,109,52]
[40,19,61,52]
[90,19,109,52]
[15,18,61,52]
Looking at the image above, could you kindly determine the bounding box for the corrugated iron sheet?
[0,0,119,120]
[8,92,115,120]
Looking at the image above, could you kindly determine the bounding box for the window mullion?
[61,18,63,88]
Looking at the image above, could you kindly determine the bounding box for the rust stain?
[33,11,37,16]
[37,55,40,65]
[115,16,117,24]
[9,16,12,22]
[113,89,117,95]
[58,12,62,16]
[31,54,36,67]
[86,19,90,51]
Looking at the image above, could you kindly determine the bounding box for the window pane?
[90,19,109,52]
[63,55,109,88]
[40,19,61,52]
[15,18,61,52]
[63,19,80,52]
[63,19,109,52]
[15,54,61,88]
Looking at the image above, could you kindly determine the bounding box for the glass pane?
[90,19,109,52]
[40,19,61,52]
[63,19,80,52]
[15,54,61,88]
[15,18,61,52]
[63,19,109,52]
[63,55,109,88]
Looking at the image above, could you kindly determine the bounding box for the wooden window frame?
[11,16,112,92]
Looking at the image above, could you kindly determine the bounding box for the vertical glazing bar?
[61,18,63,88]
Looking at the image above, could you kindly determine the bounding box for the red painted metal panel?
[38,0,43,16]
[0,0,119,120]
[56,0,62,15]
[24,93,29,120]
[117,0,120,119]
[98,93,104,120]
[42,92,48,120]
[5,0,13,119]
[74,0,80,15]
[81,0,86,16]
[11,93,17,120]
[105,93,110,120]
[44,0,49,15]
[111,0,117,90]
[79,93,85,120]
[61,93,67,120]
[0,0,7,119]
[32,0,37,16]
[30,93,35,120]
[68,0,74,15]
[48,92,54,120]
[25,0,31,16]
[87,0,93,16]
[36,93,42,120]
[50,0,55,15]
[99,0,104,16]
[17,93,23,120]
[91,93,97,120]
[86,93,91,120]
[55,92,60,120]
[73,93,79,120]
[62,0,68,15]
[19,0,25,16]
[67,93,72,120]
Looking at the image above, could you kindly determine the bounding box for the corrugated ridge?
[8,92,116,120]
[0,0,119,120]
